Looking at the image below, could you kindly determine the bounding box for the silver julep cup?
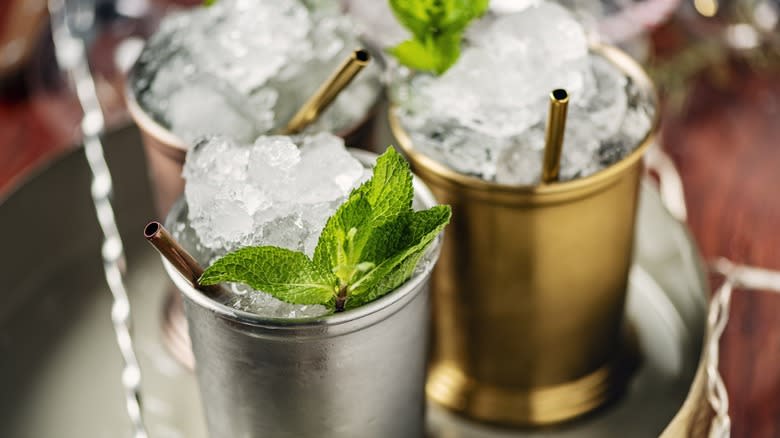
[162,162,441,438]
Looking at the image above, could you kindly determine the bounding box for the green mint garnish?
[195,247,337,305]
[388,0,489,75]
[203,0,216,5]
[199,147,451,313]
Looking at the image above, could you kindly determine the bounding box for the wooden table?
[661,61,780,438]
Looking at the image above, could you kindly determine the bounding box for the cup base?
[426,327,639,427]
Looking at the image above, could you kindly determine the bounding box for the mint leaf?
[388,34,461,78]
[200,147,451,313]
[358,212,416,265]
[388,40,440,73]
[346,249,426,309]
[200,247,337,305]
[389,0,489,75]
[388,0,433,40]
[314,147,413,277]
[352,147,413,225]
[348,205,451,299]
[312,194,373,281]
[440,0,489,31]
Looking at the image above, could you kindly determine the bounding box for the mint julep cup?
[161,153,442,438]
[126,2,384,218]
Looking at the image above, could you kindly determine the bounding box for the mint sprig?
[388,0,489,75]
[195,247,336,305]
[199,148,451,313]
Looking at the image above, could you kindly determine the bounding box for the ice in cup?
[127,0,383,214]
[390,2,654,184]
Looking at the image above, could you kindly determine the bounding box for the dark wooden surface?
[661,61,780,438]
[0,6,778,438]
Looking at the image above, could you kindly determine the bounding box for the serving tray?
[0,126,708,437]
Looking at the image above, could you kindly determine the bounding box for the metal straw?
[542,89,570,183]
[281,49,371,135]
[144,221,226,298]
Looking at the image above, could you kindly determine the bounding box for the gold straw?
[542,89,570,183]
[281,49,371,135]
[144,221,226,298]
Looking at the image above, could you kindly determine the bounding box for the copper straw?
[144,221,225,298]
[542,88,570,183]
[281,49,371,135]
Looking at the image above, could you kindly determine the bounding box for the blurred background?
[0,0,777,436]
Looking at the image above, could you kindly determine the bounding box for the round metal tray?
[0,126,708,437]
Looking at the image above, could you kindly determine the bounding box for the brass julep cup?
[389,45,659,426]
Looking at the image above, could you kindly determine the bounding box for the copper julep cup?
[125,70,382,219]
[389,45,660,426]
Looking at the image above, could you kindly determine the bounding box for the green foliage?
[388,0,489,75]
[200,247,337,305]
[200,147,451,313]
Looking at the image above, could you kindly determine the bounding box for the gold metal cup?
[389,45,659,426]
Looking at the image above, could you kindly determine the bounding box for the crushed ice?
[132,0,381,144]
[390,1,655,184]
